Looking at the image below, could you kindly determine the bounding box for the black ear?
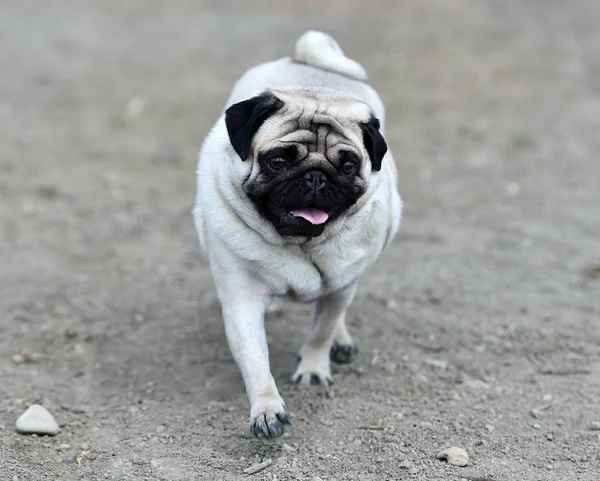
[224,92,284,161]
[361,116,388,171]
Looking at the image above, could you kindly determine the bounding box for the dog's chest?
[266,237,379,303]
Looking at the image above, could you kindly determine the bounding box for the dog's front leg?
[220,293,292,439]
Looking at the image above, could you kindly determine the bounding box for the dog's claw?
[267,421,283,438]
[277,412,293,426]
[291,372,332,388]
[250,411,293,440]
[330,342,359,364]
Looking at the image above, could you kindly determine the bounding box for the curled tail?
[293,30,368,81]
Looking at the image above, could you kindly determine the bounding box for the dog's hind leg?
[330,315,360,364]
[291,282,357,387]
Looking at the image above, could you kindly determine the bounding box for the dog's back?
[225,31,385,126]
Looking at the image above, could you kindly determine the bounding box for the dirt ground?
[1,0,599,480]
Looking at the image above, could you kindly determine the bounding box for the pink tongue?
[291,208,329,225]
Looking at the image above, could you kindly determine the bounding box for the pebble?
[425,358,449,370]
[243,459,273,475]
[14,352,43,363]
[437,446,469,467]
[532,423,542,430]
[589,422,600,431]
[15,405,60,436]
[506,182,521,196]
[124,96,145,118]
[385,299,399,310]
[12,354,25,364]
[384,361,398,374]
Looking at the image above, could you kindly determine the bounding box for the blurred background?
[1,1,599,480]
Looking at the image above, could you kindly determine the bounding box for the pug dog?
[193,31,402,439]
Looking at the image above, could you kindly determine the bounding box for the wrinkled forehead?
[274,88,373,124]
[253,89,372,158]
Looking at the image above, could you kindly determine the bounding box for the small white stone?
[12,354,25,364]
[15,404,60,436]
[437,446,469,467]
[384,361,398,374]
[124,96,145,118]
[425,358,449,370]
[385,299,399,310]
[506,182,521,197]
[589,421,600,431]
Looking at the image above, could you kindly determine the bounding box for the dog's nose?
[303,170,328,191]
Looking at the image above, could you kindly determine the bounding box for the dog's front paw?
[330,342,359,364]
[250,402,293,440]
[291,346,332,388]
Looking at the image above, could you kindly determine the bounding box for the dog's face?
[225,88,388,237]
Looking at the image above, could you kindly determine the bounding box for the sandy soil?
[1,1,599,480]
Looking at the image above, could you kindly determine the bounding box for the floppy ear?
[361,116,388,171]
[224,92,284,161]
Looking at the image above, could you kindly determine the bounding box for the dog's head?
[224,88,387,238]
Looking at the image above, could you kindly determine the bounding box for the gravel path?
[1,1,599,479]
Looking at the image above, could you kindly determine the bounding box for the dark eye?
[342,160,357,175]
[268,157,287,171]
